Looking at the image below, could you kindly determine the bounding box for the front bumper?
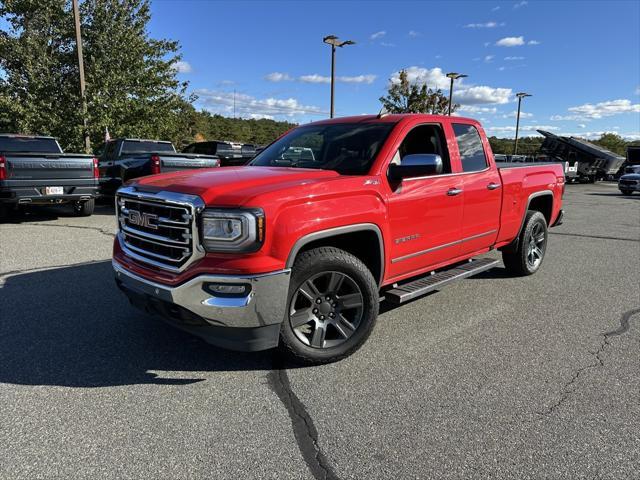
[113,260,291,351]
[619,180,640,192]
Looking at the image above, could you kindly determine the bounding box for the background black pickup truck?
[182,140,257,167]
[99,138,220,196]
[0,134,99,218]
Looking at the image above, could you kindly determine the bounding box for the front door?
[386,123,464,280]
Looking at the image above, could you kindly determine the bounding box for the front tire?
[279,247,379,365]
[502,210,548,276]
[73,198,95,216]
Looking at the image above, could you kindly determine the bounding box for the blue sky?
[152,0,640,139]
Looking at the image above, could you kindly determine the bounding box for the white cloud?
[492,5,501,11]
[248,114,275,120]
[485,124,558,136]
[408,30,421,37]
[298,74,376,84]
[484,41,491,47]
[635,85,640,95]
[390,66,451,89]
[390,66,513,105]
[458,105,498,114]
[299,74,330,84]
[504,56,525,60]
[370,31,386,40]
[464,21,504,28]
[265,72,293,82]
[338,74,377,84]
[194,89,327,118]
[380,42,396,47]
[502,110,533,118]
[578,124,587,128]
[484,55,495,62]
[172,60,192,74]
[551,99,640,121]
[496,36,525,47]
[559,130,640,141]
[528,40,540,45]
[456,86,513,105]
[513,1,528,8]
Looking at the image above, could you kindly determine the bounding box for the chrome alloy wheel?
[288,271,364,349]
[527,222,546,269]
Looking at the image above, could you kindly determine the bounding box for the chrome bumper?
[113,260,291,329]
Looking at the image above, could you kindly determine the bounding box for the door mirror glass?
[388,154,443,181]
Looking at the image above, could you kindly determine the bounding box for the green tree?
[379,69,456,115]
[0,0,191,151]
[591,133,627,156]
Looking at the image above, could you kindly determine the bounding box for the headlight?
[200,208,264,252]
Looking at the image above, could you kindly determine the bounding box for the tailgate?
[4,154,95,181]
[159,154,219,173]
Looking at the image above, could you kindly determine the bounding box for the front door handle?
[447,188,463,196]
[487,182,501,190]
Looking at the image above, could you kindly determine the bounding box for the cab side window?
[393,124,451,174]
[453,123,488,172]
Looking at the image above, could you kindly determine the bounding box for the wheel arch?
[286,224,385,286]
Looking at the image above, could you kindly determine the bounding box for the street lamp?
[323,35,355,118]
[446,72,467,116]
[514,92,532,155]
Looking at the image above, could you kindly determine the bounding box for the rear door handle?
[447,188,463,196]
[487,183,501,190]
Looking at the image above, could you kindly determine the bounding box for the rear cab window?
[452,123,488,172]
[0,136,62,154]
[121,140,175,154]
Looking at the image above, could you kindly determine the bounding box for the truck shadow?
[0,261,275,388]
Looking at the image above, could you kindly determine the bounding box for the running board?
[384,258,500,304]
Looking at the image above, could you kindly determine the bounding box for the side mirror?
[388,154,443,181]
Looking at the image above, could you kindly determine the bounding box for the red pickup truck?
[113,114,564,364]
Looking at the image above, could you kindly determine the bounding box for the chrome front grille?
[116,186,205,272]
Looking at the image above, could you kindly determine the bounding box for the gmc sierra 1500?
[112,114,565,364]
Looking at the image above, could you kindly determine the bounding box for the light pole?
[72,0,90,153]
[514,92,532,155]
[446,72,467,116]
[323,35,355,118]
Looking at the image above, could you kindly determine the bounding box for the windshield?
[249,122,396,175]
[121,140,175,154]
[0,137,62,154]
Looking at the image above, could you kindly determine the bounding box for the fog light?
[204,283,251,297]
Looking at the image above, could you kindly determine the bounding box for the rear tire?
[502,210,548,276]
[278,246,379,365]
[73,198,95,216]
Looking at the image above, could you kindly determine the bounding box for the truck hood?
[132,166,343,205]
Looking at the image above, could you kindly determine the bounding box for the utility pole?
[446,72,467,116]
[514,92,532,155]
[72,0,91,153]
[323,35,355,118]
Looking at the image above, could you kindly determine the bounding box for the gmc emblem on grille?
[128,210,158,230]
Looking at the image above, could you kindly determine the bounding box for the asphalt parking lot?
[1,182,638,479]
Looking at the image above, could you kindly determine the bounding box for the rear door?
[385,121,464,280]
[450,122,501,255]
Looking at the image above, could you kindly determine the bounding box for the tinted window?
[250,123,396,175]
[121,140,175,154]
[0,137,62,153]
[395,124,451,173]
[453,124,487,172]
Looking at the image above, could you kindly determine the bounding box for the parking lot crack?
[267,362,340,480]
[550,232,639,243]
[27,222,116,239]
[537,307,640,417]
